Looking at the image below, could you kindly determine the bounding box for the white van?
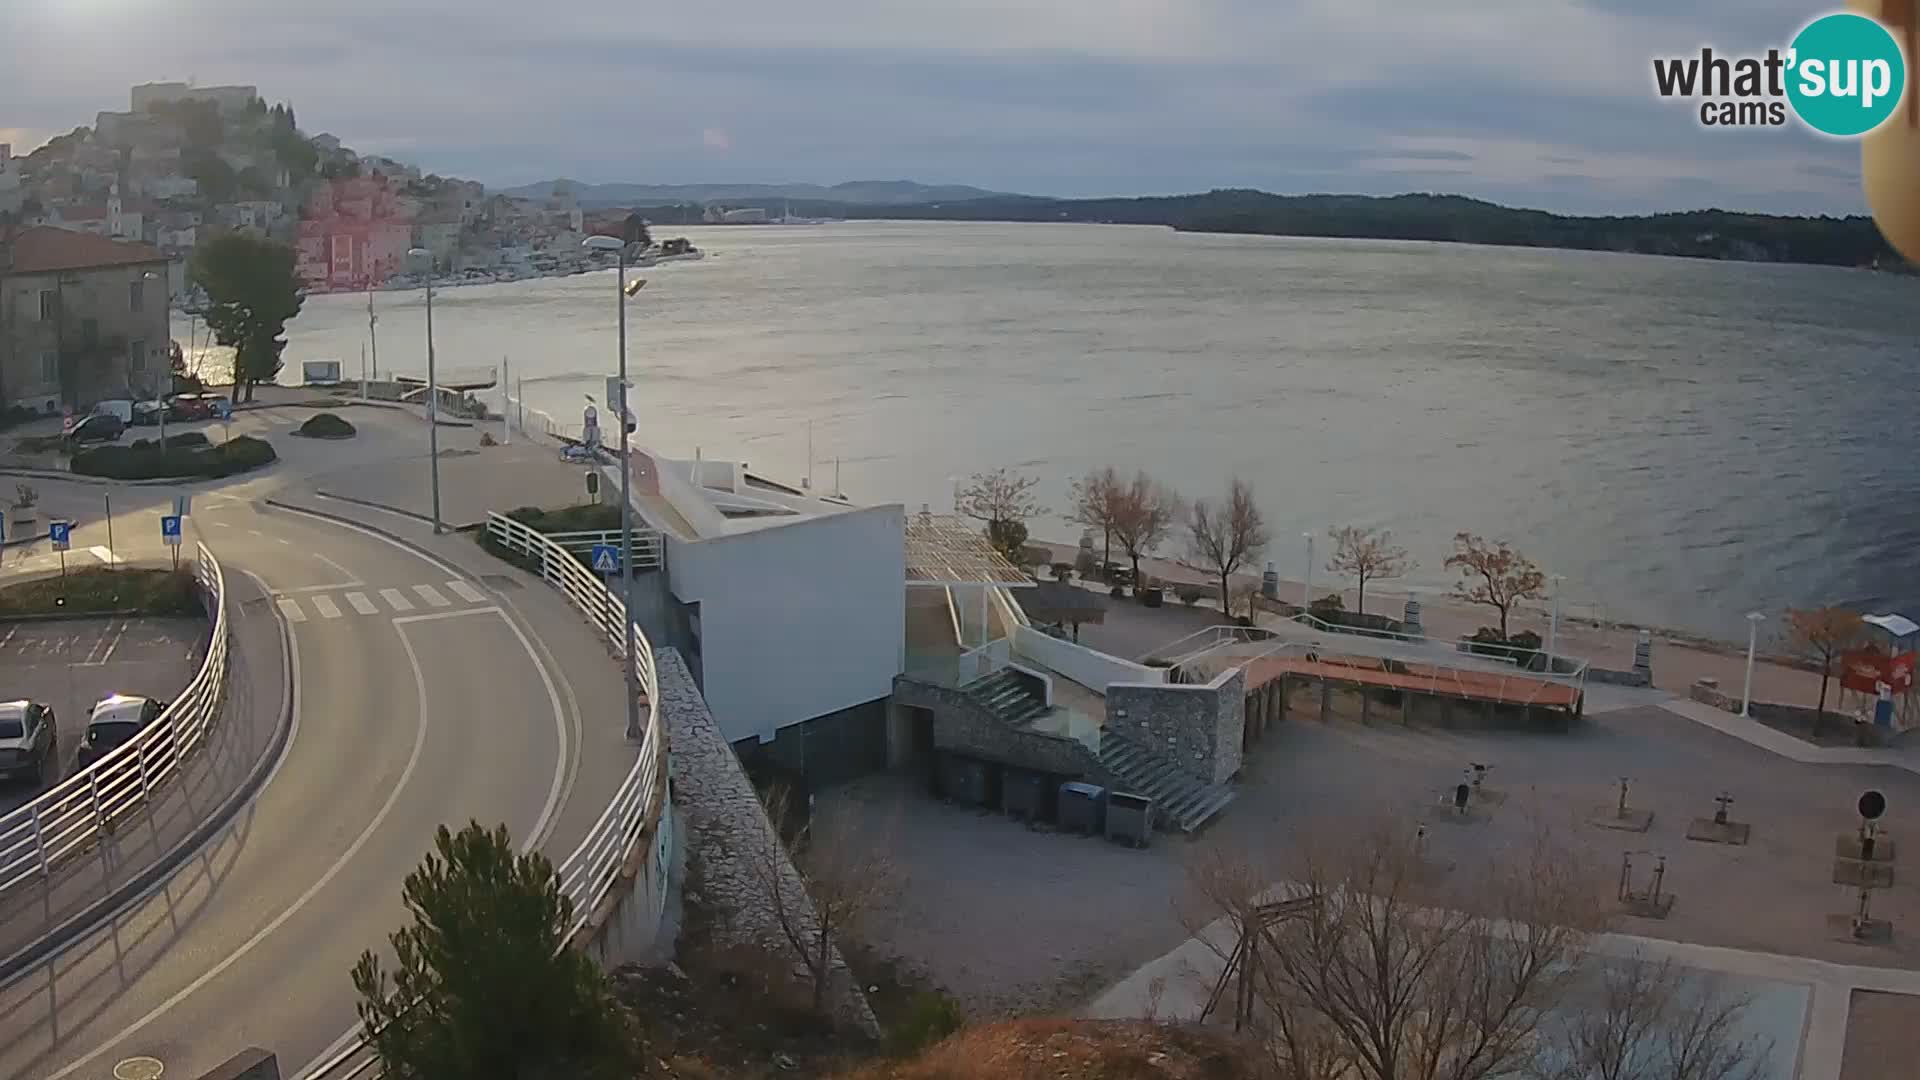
[91,399,134,424]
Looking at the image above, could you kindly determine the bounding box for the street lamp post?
[406,249,443,534]
[583,234,647,740]
[1742,612,1766,718]
[142,270,169,447]
[1547,573,1565,669]
[1301,531,1314,614]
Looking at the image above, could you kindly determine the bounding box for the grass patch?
[72,435,276,480]
[296,411,357,438]
[0,566,200,617]
[505,503,623,533]
[14,434,66,455]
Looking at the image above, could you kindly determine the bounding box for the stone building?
[0,226,172,411]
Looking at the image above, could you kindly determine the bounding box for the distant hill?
[830,189,1905,270]
[499,178,1011,208]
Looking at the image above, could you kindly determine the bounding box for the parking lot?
[0,617,208,814]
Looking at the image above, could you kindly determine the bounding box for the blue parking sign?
[161,515,183,546]
[590,544,621,574]
[48,522,70,551]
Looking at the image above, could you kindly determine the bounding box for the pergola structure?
[905,512,1035,656]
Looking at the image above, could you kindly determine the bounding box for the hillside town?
[0,81,640,298]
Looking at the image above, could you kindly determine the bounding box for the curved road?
[0,495,586,1080]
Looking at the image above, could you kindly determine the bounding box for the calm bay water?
[269,221,1920,642]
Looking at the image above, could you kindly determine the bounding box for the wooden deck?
[1243,653,1582,710]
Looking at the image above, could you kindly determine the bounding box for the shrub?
[1175,584,1207,606]
[1311,593,1346,613]
[889,992,965,1056]
[165,431,211,449]
[1051,562,1074,581]
[72,434,277,480]
[0,566,199,617]
[13,484,36,509]
[296,411,356,438]
[479,431,499,447]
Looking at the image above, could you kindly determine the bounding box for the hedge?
[296,412,356,438]
[73,435,277,480]
[0,566,200,617]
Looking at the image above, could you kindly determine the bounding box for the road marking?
[44,586,430,1080]
[446,579,486,604]
[379,587,413,612]
[344,591,378,615]
[275,598,306,623]
[88,545,121,566]
[246,529,263,538]
[274,582,364,595]
[311,595,342,620]
[98,620,126,664]
[412,583,451,608]
[210,521,231,529]
[312,551,356,580]
[0,627,16,649]
[392,605,501,626]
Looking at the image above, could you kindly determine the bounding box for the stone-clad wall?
[1106,668,1246,785]
[892,676,1103,779]
[661,649,881,1038]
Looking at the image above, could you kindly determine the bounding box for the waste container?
[1106,792,1154,847]
[937,752,991,808]
[1059,781,1106,835]
[1002,768,1045,824]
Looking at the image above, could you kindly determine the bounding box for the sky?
[0,0,1876,215]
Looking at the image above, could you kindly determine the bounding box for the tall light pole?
[583,233,647,740]
[1301,531,1314,613]
[1547,573,1565,669]
[1742,612,1766,718]
[406,248,443,533]
[141,270,169,446]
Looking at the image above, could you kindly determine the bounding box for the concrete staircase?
[962,669,1052,727]
[1098,732,1235,833]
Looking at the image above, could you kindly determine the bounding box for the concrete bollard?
[1633,630,1653,681]
[1403,598,1423,636]
[1262,562,1279,601]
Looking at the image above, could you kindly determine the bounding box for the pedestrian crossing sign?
[591,544,620,573]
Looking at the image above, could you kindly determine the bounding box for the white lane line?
[275,537,290,546]
[45,589,430,1080]
[0,627,16,649]
[210,521,231,529]
[98,620,126,663]
[274,582,364,595]
[312,551,356,580]
[275,598,307,623]
[88,545,121,566]
[246,529,264,538]
[446,579,486,604]
[379,588,414,612]
[311,595,342,620]
[392,606,501,626]
[344,591,378,616]
[411,584,451,608]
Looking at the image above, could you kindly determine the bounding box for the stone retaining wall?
[1589,666,1652,687]
[893,676,1104,779]
[1107,668,1245,785]
[1688,678,1887,746]
[662,649,881,1038]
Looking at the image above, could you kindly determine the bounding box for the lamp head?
[623,278,648,298]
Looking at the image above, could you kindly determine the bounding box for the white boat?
[650,238,705,263]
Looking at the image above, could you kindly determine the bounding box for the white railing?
[957,637,1011,686]
[308,514,669,1079]
[0,542,230,901]
[541,528,664,571]
[1012,624,1167,692]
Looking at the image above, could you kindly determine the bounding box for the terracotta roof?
[2,226,169,274]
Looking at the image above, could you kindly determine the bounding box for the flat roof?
[905,512,1032,586]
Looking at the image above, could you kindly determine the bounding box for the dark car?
[167,394,215,421]
[66,412,125,444]
[0,700,57,785]
[75,694,164,769]
[131,399,166,426]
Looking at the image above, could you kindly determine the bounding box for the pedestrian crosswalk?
[273,580,490,623]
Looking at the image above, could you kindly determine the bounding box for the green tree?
[954,467,1042,564]
[352,821,637,1080]
[191,232,304,402]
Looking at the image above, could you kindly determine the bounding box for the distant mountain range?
[498,178,1013,208]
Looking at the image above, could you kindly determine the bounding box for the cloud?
[0,0,1871,213]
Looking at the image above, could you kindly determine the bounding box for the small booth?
[1841,613,1918,735]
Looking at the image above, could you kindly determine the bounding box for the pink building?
[296,176,415,291]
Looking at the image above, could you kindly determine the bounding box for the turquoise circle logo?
[1786,13,1908,137]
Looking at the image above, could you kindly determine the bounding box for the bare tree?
[1539,953,1770,1080]
[1327,525,1413,616]
[1188,476,1268,620]
[754,785,902,1015]
[1186,819,1609,1080]
[1111,470,1181,592]
[1444,532,1546,640]
[1069,466,1124,577]
[1784,606,1865,733]
[955,467,1043,562]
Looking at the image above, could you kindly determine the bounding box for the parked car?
[75,694,165,768]
[0,700,57,785]
[66,412,126,444]
[131,399,167,426]
[167,393,215,421]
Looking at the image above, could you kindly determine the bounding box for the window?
[129,280,144,312]
[130,339,147,371]
[40,352,57,384]
[38,290,56,321]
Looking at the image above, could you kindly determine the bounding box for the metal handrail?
[307,514,668,1079]
[0,542,229,901]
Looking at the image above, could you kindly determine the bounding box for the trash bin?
[1059,781,1105,835]
[937,752,991,807]
[1002,768,1044,824]
[1106,792,1154,847]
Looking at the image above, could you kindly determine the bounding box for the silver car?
[0,700,58,785]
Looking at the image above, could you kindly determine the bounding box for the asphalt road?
[0,497,581,1080]
[0,617,205,814]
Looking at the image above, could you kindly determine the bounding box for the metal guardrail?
[541,528,664,571]
[0,542,229,901]
[307,514,668,1080]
